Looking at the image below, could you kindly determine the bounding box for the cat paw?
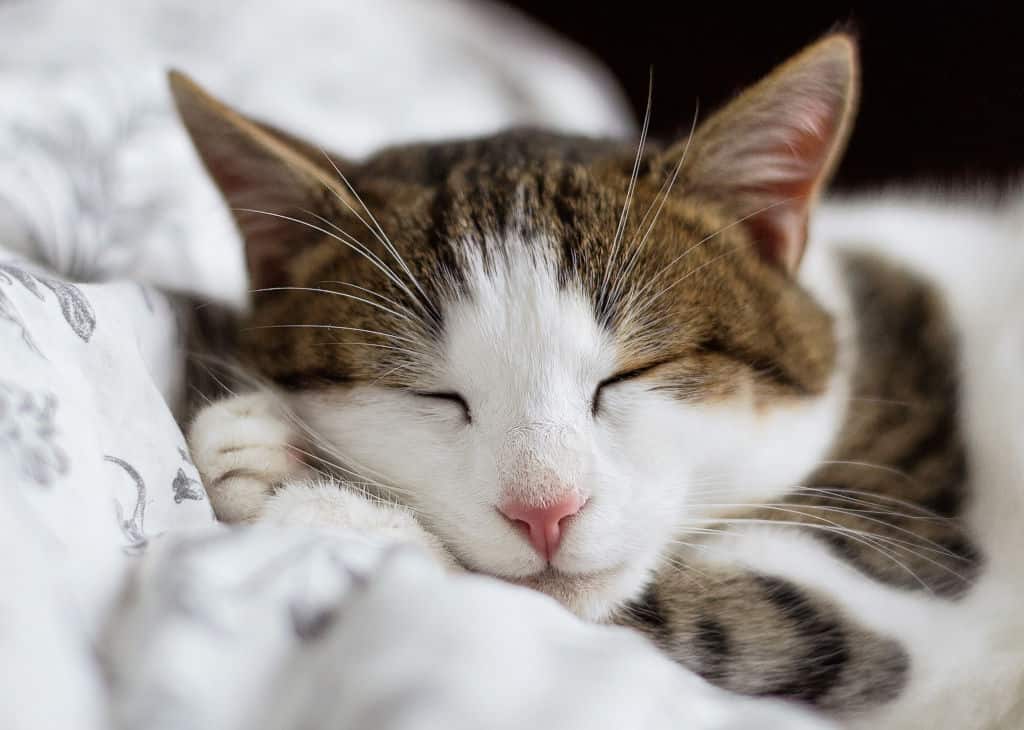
[263,480,460,570]
[188,391,312,523]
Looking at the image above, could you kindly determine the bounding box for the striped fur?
[175,33,1017,725]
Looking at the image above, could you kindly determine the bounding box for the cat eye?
[413,391,472,423]
[591,362,665,416]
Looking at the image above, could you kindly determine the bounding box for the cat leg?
[187,392,457,569]
[188,391,313,523]
[260,479,459,570]
[614,556,910,718]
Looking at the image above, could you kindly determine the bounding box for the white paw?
[264,480,460,570]
[188,391,312,523]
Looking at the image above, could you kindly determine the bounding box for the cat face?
[172,34,858,618]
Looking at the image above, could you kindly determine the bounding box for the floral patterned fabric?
[0,263,827,730]
[0,260,213,729]
[0,2,829,728]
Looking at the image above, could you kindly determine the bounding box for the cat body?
[623,192,1024,725]
[176,36,1024,728]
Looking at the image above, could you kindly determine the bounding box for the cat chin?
[507,562,649,622]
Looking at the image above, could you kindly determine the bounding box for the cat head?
[172,34,858,619]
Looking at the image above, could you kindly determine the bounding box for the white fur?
[821,192,1024,728]
[686,190,1024,729]
[262,480,459,570]
[190,189,1024,727]
[287,230,849,620]
[188,392,309,523]
[188,391,457,569]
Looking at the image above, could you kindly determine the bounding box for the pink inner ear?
[744,94,845,271]
[208,157,294,288]
[198,135,318,289]
[747,207,807,271]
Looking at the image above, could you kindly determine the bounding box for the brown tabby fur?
[621,254,977,713]
[171,34,979,713]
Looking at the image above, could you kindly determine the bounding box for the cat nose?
[499,493,587,561]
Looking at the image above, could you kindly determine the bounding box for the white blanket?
[0,2,829,728]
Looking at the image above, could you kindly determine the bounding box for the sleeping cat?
[175,34,1024,728]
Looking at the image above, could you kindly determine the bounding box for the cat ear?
[168,70,356,288]
[672,34,859,272]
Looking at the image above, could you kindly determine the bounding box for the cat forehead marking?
[441,230,616,410]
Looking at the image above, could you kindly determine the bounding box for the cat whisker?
[286,421,425,504]
[236,207,427,319]
[286,444,428,514]
[700,502,970,561]
[318,280,418,321]
[282,445,340,485]
[185,356,427,505]
[188,383,215,407]
[187,359,241,407]
[187,358,431,513]
[302,208,434,323]
[699,516,938,592]
[790,485,954,521]
[847,395,917,408]
[183,356,377,501]
[310,340,424,358]
[610,101,701,307]
[241,322,420,347]
[286,430,426,504]
[683,472,956,523]
[814,459,931,492]
[370,361,415,386]
[691,488,947,524]
[304,209,411,293]
[690,514,967,590]
[599,73,653,315]
[655,552,713,586]
[249,286,412,323]
[629,197,796,313]
[317,149,433,315]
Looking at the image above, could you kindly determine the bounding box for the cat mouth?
[504,564,630,619]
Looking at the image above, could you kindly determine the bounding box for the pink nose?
[499,493,586,561]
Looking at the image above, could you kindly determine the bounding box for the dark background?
[509,4,1023,191]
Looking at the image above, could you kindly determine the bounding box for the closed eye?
[591,361,670,416]
[413,390,472,423]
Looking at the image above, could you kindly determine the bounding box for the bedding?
[0,1,829,728]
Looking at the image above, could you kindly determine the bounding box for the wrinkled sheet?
[0,1,830,728]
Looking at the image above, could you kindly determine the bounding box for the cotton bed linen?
[0,2,828,727]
